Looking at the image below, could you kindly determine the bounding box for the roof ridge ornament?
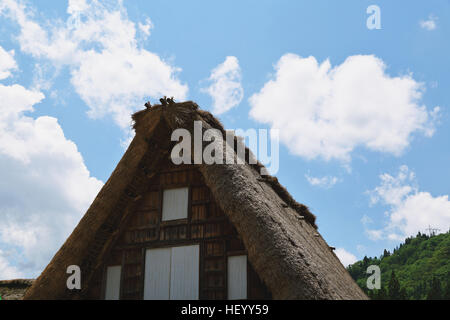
[159,96,176,106]
[160,96,168,106]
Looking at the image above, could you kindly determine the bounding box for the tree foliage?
[347,230,450,300]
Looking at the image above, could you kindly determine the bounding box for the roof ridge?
[132,102,317,228]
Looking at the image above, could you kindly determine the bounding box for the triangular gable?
[25,102,367,300]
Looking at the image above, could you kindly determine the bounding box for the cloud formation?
[367,165,450,241]
[305,174,339,189]
[335,248,358,267]
[0,249,23,279]
[420,15,437,31]
[202,56,244,114]
[0,45,103,279]
[1,0,188,129]
[0,46,17,80]
[249,54,439,162]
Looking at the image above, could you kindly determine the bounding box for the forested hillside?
[347,230,450,299]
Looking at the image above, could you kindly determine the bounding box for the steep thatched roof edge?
[135,102,366,299]
[134,102,317,228]
[24,108,167,299]
[25,101,367,300]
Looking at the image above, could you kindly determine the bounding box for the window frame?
[161,187,190,222]
[227,254,248,300]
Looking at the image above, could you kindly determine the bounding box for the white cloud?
[335,248,358,267]
[249,54,438,162]
[0,46,103,279]
[0,250,23,279]
[366,229,383,241]
[67,0,89,15]
[0,46,17,80]
[1,0,188,130]
[361,214,373,226]
[356,244,366,254]
[305,174,339,189]
[366,165,450,241]
[420,15,437,31]
[202,56,244,114]
[138,18,153,37]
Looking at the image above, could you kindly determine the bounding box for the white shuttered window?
[170,245,199,300]
[228,255,247,299]
[162,188,189,221]
[143,248,171,300]
[144,245,199,300]
[105,265,121,300]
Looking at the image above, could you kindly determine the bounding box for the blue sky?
[0,0,449,278]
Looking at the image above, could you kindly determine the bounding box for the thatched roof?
[24,101,367,300]
[0,279,34,300]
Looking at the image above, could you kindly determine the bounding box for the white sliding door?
[144,244,199,300]
[170,245,199,300]
[105,265,121,300]
[228,255,247,300]
[143,247,171,300]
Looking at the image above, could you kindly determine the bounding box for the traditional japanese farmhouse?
[24,101,367,300]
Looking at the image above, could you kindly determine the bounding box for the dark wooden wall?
[86,162,271,300]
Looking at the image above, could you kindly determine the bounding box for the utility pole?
[426,225,440,237]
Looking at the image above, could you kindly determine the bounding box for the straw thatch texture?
[24,101,367,300]
[0,279,34,300]
[158,103,367,299]
[24,109,169,299]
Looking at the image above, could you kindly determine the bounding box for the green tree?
[347,231,450,300]
[399,287,408,300]
[376,287,387,300]
[444,279,450,300]
[427,277,442,300]
[368,287,387,300]
[388,270,402,299]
